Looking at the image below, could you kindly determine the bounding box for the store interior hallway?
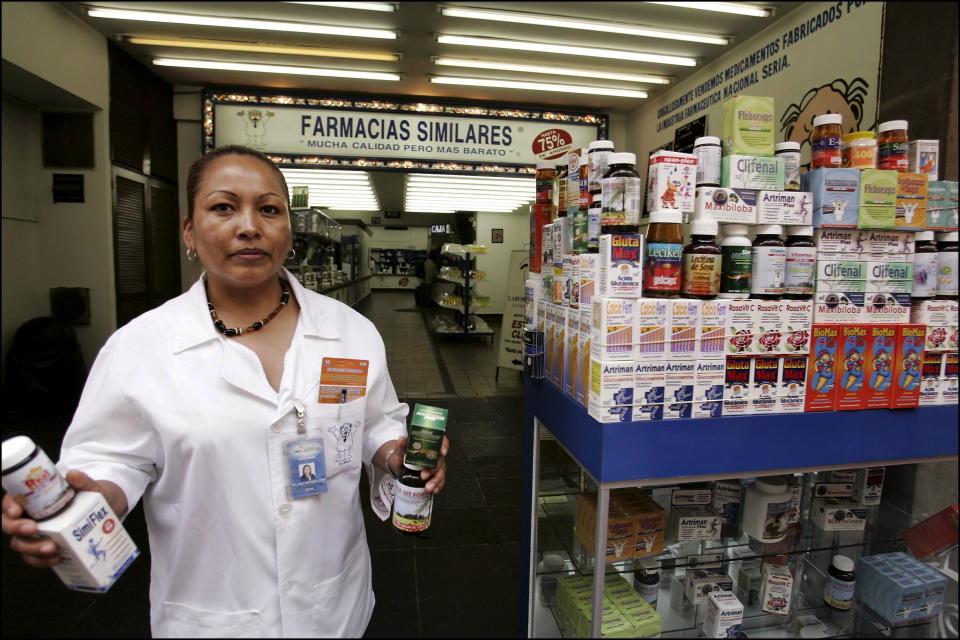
[1,289,528,638]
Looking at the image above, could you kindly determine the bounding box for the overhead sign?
[204,91,606,172]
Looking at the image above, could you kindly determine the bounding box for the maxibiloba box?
[589,358,636,407]
[599,233,643,298]
[668,298,700,360]
[699,299,729,359]
[778,356,807,413]
[811,498,868,531]
[723,356,752,416]
[750,355,780,414]
[862,292,911,325]
[646,150,697,214]
[635,297,669,360]
[802,168,860,228]
[663,361,696,420]
[693,360,725,419]
[695,187,758,225]
[757,191,813,225]
[703,591,743,639]
[591,297,635,361]
[721,155,785,191]
[725,300,757,355]
[858,169,898,229]
[814,291,865,324]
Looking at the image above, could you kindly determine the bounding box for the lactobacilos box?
[699,300,729,359]
[891,324,925,408]
[803,168,860,228]
[941,352,959,405]
[591,297,635,361]
[725,301,756,354]
[695,187,758,224]
[757,191,813,225]
[664,361,696,419]
[635,361,667,407]
[805,325,840,411]
[864,324,897,409]
[755,301,785,355]
[646,150,697,214]
[668,299,700,360]
[751,356,780,414]
[724,356,752,416]
[722,155,785,191]
[563,310,580,399]
[578,253,599,309]
[694,360,725,418]
[910,299,959,352]
[576,308,592,407]
[918,352,943,407]
[858,169,898,229]
[814,291,865,324]
[778,356,807,413]
[862,292,911,325]
[599,233,643,297]
[589,358,635,407]
[635,297,669,360]
[783,301,813,355]
[836,324,868,411]
[896,173,928,230]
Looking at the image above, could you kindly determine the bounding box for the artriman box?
[757,190,813,226]
[668,298,701,360]
[723,356,752,416]
[864,324,897,409]
[778,356,807,413]
[803,168,860,228]
[891,324,925,409]
[751,355,780,414]
[664,361,696,420]
[589,358,636,407]
[635,297,669,360]
[836,324,868,411]
[918,352,943,407]
[805,325,841,411]
[635,361,667,407]
[693,359,725,418]
[591,297,635,361]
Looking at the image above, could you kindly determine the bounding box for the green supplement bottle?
[719,224,752,299]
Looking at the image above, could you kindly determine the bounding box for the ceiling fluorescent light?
[434,58,671,84]
[281,169,371,178]
[87,7,397,39]
[436,35,695,67]
[126,36,397,61]
[285,2,395,11]
[439,6,728,45]
[153,58,400,81]
[648,2,772,18]
[431,76,647,99]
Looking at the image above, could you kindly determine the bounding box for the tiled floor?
[2,290,527,638]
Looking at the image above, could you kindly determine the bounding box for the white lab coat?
[58,269,408,637]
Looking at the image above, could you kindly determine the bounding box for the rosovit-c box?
[864,324,897,409]
[836,324,868,411]
[805,325,841,411]
[891,324,926,408]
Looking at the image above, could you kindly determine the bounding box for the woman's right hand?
[2,470,128,568]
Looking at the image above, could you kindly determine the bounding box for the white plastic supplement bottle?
[2,435,75,519]
[742,476,792,543]
[719,224,752,299]
[913,231,939,298]
[587,140,615,195]
[694,136,722,187]
[775,142,802,191]
[784,225,816,299]
[751,225,786,299]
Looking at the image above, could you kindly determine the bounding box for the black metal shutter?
[114,175,147,326]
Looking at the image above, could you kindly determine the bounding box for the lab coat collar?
[172,269,340,354]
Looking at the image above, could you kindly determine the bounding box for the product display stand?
[521,378,958,638]
[433,243,494,342]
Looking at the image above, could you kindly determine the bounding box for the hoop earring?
[186,248,197,262]
[287,248,296,260]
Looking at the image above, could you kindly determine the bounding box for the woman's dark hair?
[185,145,290,219]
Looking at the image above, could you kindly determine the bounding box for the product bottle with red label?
[643,210,683,298]
[812,114,843,169]
[681,218,721,299]
[877,120,909,172]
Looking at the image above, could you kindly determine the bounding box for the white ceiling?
[60,1,801,213]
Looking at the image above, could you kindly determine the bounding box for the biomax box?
[909,299,959,352]
[803,168,860,228]
[721,155,785,191]
[891,324,926,409]
[857,169,898,229]
[896,173,929,230]
[694,187,758,225]
[722,95,776,156]
[805,325,841,411]
[646,150,697,214]
[863,324,897,410]
[757,190,813,225]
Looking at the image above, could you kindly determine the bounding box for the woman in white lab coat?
[2,145,449,637]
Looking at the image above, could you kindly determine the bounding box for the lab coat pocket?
[309,398,365,480]
[160,602,262,638]
[311,543,373,637]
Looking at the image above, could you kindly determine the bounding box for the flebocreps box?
[599,233,644,298]
[635,297,669,360]
[694,187,758,224]
[723,356,752,416]
[664,361,696,419]
[857,169,898,229]
[668,298,701,360]
[757,190,813,225]
[699,299,729,359]
[592,297,635,361]
[751,356,780,414]
[722,155,785,191]
[805,325,840,411]
[802,168,860,228]
[405,404,448,469]
[909,299,959,352]
[836,324,868,411]
[891,324,925,408]
[778,356,807,413]
[722,94,775,156]
[896,173,929,230]
[918,352,943,407]
[864,324,897,409]
[646,150,697,214]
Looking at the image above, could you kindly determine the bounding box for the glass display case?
[522,380,958,638]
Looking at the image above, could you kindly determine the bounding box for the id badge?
[286,438,328,499]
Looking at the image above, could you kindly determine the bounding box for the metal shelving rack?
[433,243,494,341]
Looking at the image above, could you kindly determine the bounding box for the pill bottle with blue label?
[823,555,856,610]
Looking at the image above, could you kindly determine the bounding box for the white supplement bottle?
[751,225,786,299]
[784,225,816,299]
[2,435,75,519]
[742,476,792,543]
[587,140,615,194]
[775,142,802,191]
[719,224,752,299]
[913,231,939,298]
[694,136,722,187]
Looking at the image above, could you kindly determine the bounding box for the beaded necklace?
[207,278,290,337]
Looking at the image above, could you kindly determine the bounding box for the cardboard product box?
[725,300,756,355]
[910,298,959,352]
[664,362,696,419]
[694,187,758,224]
[815,228,860,253]
[858,169,898,229]
[805,325,841,411]
[674,507,722,542]
[687,568,734,604]
[668,298,701,360]
[646,150,697,214]
[757,190,813,225]
[566,254,580,308]
[635,361,666,406]
[782,301,813,355]
[737,566,763,607]
[544,304,556,385]
[918,352,943,407]
[908,140,939,180]
[814,290,865,324]
[926,180,959,230]
[698,299,729,360]
[802,168,860,228]
[778,356,807,413]
[854,467,886,506]
[563,310,580,399]
[750,355,780,414]
[896,173,929,230]
[591,297,636,361]
[754,300,785,355]
[552,266,566,305]
[862,292,912,325]
[723,356,752,415]
[703,590,744,639]
[813,482,853,499]
[941,352,959,405]
[721,155,785,191]
[713,480,742,538]
[578,253,600,309]
[587,402,637,423]
[816,256,867,281]
[867,260,913,284]
[863,324,897,409]
[835,324,868,411]
[576,308,592,407]
[566,148,586,218]
[554,306,569,387]
[575,492,637,563]
[693,359,726,405]
[589,358,636,407]
[857,229,916,254]
[722,94,775,155]
[891,324,926,408]
[635,297,669,360]
[630,492,667,558]
[811,498,868,531]
[599,233,644,298]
